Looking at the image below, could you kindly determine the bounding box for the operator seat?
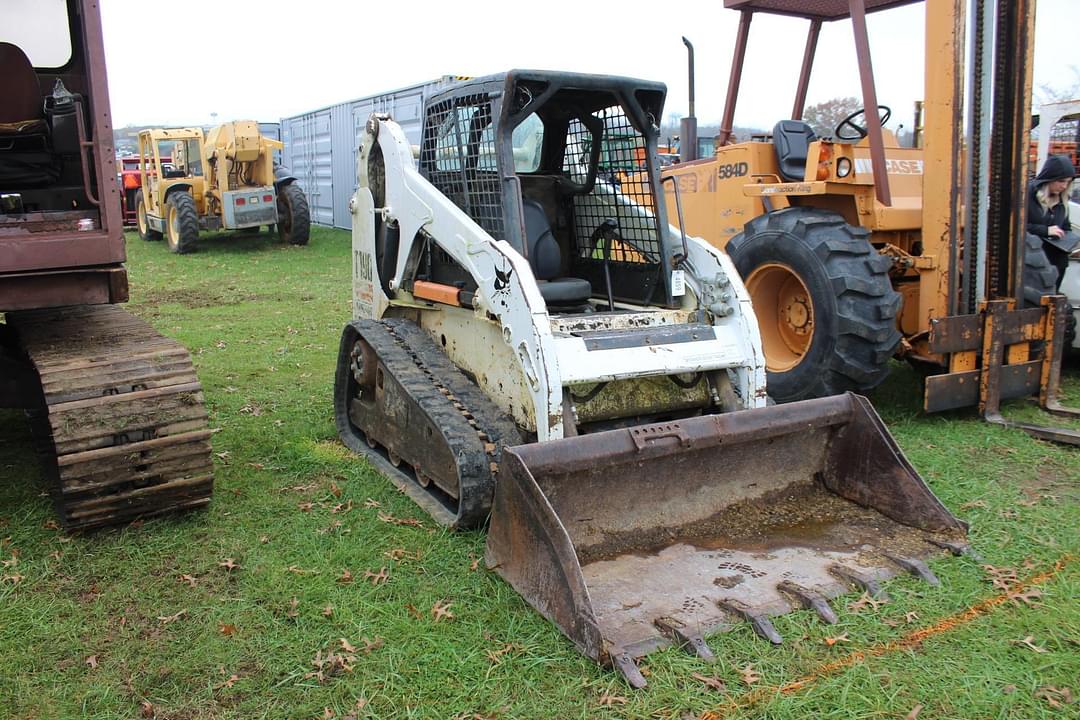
[0,42,41,125]
[772,120,817,182]
[521,199,592,306]
[0,42,60,190]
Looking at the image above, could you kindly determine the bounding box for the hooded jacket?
[1026,154,1075,241]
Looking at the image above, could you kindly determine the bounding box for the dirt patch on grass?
[136,286,269,309]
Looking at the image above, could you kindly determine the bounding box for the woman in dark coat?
[1027,153,1076,289]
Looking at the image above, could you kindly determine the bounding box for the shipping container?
[280,77,461,229]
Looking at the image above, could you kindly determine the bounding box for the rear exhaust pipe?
[680,37,698,163]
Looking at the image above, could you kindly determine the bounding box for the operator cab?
[414,70,678,313]
[0,2,100,226]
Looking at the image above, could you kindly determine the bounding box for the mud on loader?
[135,121,310,253]
[332,70,970,686]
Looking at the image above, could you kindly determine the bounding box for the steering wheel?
[835,105,892,141]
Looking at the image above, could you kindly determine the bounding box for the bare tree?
[803,96,863,137]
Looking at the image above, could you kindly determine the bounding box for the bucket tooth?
[654,618,716,661]
[777,581,838,624]
[828,564,890,600]
[927,537,982,561]
[611,651,648,689]
[718,600,783,644]
[885,553,940,586]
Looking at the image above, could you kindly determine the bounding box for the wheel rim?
[167,205,179,248]
[137,201,147,235]
[745,263,814,372]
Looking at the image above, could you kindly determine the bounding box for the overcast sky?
[98,0,1077,132]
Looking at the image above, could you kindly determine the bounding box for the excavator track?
[334,318,521,529]
[7,305,213,531]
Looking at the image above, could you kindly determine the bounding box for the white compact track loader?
[333,70,969,687]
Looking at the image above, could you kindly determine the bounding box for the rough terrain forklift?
[0,0,213,529]
[135,121,310,253]
[663,0,1079,443]
[333,69,970,686]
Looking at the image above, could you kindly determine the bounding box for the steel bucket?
[485,393,968,687]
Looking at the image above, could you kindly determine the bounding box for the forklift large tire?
[136,190,161,241]
[726,207,902,404]
[277,183,310,246]
[1022,233,1076,349]
[165,191,199,254]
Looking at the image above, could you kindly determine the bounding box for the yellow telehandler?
[135,121,310,253]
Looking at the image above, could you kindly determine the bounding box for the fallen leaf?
[157,609,187,624]
[983,564,1020,591]
[1013,635,1049,653]
[259,535,270,544]
[337,569,354,584]
[1003,684,1017,694]
[329,482,343,498]
[178,574,197,588]
[331,500,353,514]
[287,597,299,618]
[339,638,357,653]
[320,708,335,720]
[431,600,455,622]
[214,674,240,690]
[905,611,920,624]
[739,664,760,686]
[959,499,988,510]
[824,632,850,646]
[363,567,389,585]
[485,642,521,664]
[1,573,24,585]
[218,558,240,572]
[364,499,381,508]
[469,556,481,572]
[906,704,924,719]
[691,672,727,692]
[140,700,155,718]
[48,550,62,561]
[219,623,238,637]
[360,637,383,654]
[298,502,314,513]
[1007,588,1044,607]
[405,603,423,620]
[1,553,17,568]
[598,692,628,706]
[847,592,887,613]
[1034,686,1073,708]
[43,520,60,530]
[322,605,334,617]
[288,565,318,576]
[85,654,98,669]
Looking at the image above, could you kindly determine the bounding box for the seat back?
[522,199,562,280]
[773,120,817,182]
[0,42,42,125]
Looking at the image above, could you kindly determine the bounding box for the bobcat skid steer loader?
[333,71,969,687]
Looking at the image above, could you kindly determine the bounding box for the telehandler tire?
[165,191,199,254]
[136,190,161,241]
[277,183,310,246]
[726,207,902,404]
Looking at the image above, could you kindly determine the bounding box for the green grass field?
[1,227,1077,719]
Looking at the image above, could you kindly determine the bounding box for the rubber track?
[7,305,213,530]
[338,319,521,529]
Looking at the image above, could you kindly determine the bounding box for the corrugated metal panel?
[282,108,335,226]
[281,78,456,229]
[331,103,355,230]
